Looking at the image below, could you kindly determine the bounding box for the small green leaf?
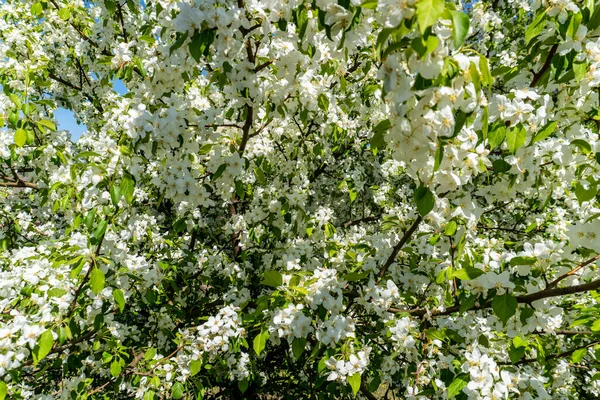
[509,256,537,266]
[574,181,597,205]
[113,288,125,313]
[9,94,21,108]
[526,11,547,44]
[110,185,121,206]
[414,185,435,216]
[447,375,468,398]
[93,220,108,240]
[360,0,378,8]
[144,348,157,360]
[58,7,71,20]
[488,125,505,149]
[529,121,556,145]
[492,293,517,325]
[479,56,492,86]
[0,381,6,400]
[110,360,122,377]
[450,11,469,49]
[571,139,592,154]
[348,372,361,397]
[506,125,526,154]
[492,159,511,174]
[452,267,485,281]
[253,326,269,356]
[571,348,587,363]
[38,119,57,131]
[292,337,307,359]
[31,2,43,16]
[238,379,249,394]
[90,268,106,295]
[15,129,26,147]
[425,328,447,341]
[35,329,54,363]
[190,359,202,376]
[416,0,446,34]
[261,270,283,287]
[171,382,184,399]
[434,143,444,171]
[370,119,391,151]
[120,174,135,204]
[444,220,457,236]
[317,93,329,112]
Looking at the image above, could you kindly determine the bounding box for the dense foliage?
[2,0,600,398]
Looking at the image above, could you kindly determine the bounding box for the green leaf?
[492,159,511,174]
[110,360,122,377]
[414,185,435,216]
[110,185,121,206]
[450,11,469,49]
[143,391,156,400]
[488,125,505,149]
[9,94,21,108]
[529,121,556,145]
[113,288,125,312]
[0,381,6,400]
[238,379,249,394]
[90,268,106,295]
[360,0,378,8]
[93,220,108,240]
[452,267,485,281]
[348,372,361,397]
[171,382,184,399]
[571,139,592,154]
[254,167,267,185]
[261,270,283,287]
[574,181,597,204]
[190,359,202,376]
[14,129,26,147]
[509,256,537,266]
[38,119,57,131]
[292,337,307,359]
[253,326,269,355]
[120,174,135,204]
[144,348,157,361]
[434,143,444,171]
[425,328,447,341]
[509,344,526,364]
[58,7,71,20]
[469,62,481,93]
[525,11,547,44]
[35,329,54,363]
[31,3,43,17]
[571,348,587,363]
[512,335,528,348]
[317,93,329,112]
[447,375,468,398]
[370,119,391,151]
[416,0,446,34]
[444,220,457,236]
[506,125,526,154]
[492,294,518,325]
[479,56,492,87]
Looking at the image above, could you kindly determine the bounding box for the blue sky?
[57,79,128,141]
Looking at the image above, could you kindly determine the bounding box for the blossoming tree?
[2,0,600,398]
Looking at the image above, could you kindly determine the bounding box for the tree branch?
[530,43,558,87]
[546,254,600,290]
[378,215,422,281]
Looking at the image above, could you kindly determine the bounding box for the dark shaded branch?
[530,44,558,87]
[546,254,600,290]
[378,215,422,280]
